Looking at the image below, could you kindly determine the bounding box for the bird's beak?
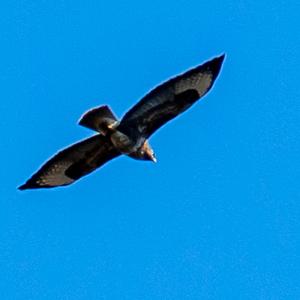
[143,141,157,163]
[150,153,157,163]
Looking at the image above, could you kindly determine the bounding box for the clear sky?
[1,0,299,299]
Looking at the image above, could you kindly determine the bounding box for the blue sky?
[1,0,299,299]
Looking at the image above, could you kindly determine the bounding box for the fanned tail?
[79,105,119,135]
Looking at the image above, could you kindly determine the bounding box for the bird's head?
[133,141,157,163]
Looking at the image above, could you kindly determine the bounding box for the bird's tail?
[79,105,119,135]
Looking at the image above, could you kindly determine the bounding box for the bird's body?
[19,55,225,190]
[110,130,134,153]
[79,105,156,160]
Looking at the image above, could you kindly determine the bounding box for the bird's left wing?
[18,134,120,190]
[120,55,225,138]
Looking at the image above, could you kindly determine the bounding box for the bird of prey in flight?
[19,54,225,190]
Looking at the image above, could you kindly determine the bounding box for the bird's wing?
[120,55,225,138]
[18,135,120,190]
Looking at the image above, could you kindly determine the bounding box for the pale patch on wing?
[18,134,120,190]
[34,161,76,187]
[175,72,213,98]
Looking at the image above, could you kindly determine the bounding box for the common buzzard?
[19,55,225,190]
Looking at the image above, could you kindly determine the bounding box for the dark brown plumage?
[19,54,225,190]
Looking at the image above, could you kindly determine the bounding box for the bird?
[18,54,225,190]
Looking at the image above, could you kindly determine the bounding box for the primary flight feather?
[19,54,225,190]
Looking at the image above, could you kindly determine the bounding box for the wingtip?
[18,183,28,191]
[211,53,226,66]
[18,180,42,191]
[218,53,226,59]
[206,53,226,80]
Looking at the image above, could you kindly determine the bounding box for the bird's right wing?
[18,134,120,190]
[120,55,225,139]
